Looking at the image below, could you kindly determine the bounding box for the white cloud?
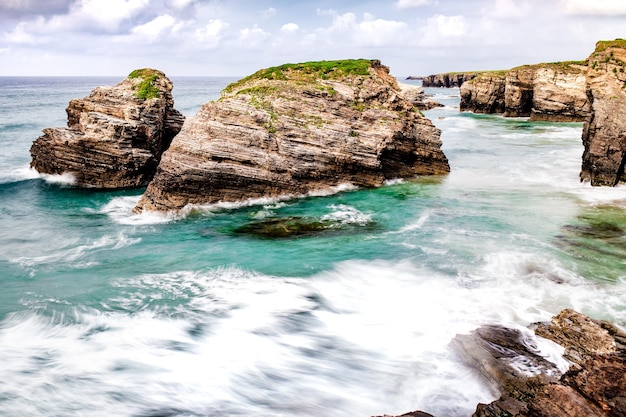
[167,0,193,10]
[560,0,626,16]
[489,0,530,18]
[3,20,39,44]
[428,14,467,38]
[261,7,277,18]
[281,23,299,32]
[395,0,432,9]
[358,13,408,47]
[69,0,149,31]
[195,19,229,47]
[131,14,178,42]
[239,24,270,47]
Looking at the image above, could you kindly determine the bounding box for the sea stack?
[30,69,184,188]
[134,59,449,213]
[580,39,626,186]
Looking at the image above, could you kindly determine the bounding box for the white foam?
[100,196,174,225]
[321,204,372,226]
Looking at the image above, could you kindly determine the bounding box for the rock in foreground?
[135,60,449,212]
[30,69,184,188]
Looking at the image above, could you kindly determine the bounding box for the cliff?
[422,72,478,88]
[459,62,590,121]
[30,69,184,188]
[580,39,626,186]
[134,59,449,213]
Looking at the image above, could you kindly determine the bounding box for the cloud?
[131,14,180,42]
[261,7,277,18]
[488,0,531,18]
[395,0,432,9]
[3,20,40,44]
[559,0,626,16]
[195,19,229,48]
[239,24,270,47]
[281,23,299,32]
[358,13,408,47]
[67,0,149,31]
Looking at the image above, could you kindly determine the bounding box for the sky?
[1,0,625,77]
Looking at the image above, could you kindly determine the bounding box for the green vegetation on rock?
[223,59,373,94]
[128,68,161,100]
[594,39,626,53]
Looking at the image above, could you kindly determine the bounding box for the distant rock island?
[30,69,184,188]
[134,59,449,212]
[421,38,626,186]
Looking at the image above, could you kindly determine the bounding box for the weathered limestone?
[422,73,478,88]
[580,39,626,186]
[135,60,449,213]
[459,62,590,121]
[30,69,184,188]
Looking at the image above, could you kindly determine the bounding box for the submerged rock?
[232,215,378,239]
[30,69,184,188]
[134,59,449,212]
[580,39,626,186]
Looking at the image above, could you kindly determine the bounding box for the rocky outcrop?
[457,309,626,417]
[422,73,478,88]
[134,60,449,212]
[398,82,443,110]
[384,309,626,417]
[459,62,590,121]
[30,69,184,188]
[580,39,626,186]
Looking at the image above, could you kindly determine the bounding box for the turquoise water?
[0,78,625,417]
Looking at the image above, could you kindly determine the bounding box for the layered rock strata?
[580,39,626,186]
[135,60,449,212]
[459,62,590,121]
[30,69,184,188]
[385,309,626,417]
[422,72,478,88]
[459,309,626,417]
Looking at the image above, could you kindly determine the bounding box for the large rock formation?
[30,69,184,188]
[135,60,449,212]
[422,72,478,88]
[580,39,626,186]
[459,62,590,121]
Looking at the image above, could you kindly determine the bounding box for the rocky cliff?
[580,39,626,186]
[422,72,478,88]
[134,59,449,213]
[459,62,590,121]
[30,69,184,188]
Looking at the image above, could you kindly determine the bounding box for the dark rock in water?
[134,59,449,213]
[232,215,378,239]
[30,69,184,189]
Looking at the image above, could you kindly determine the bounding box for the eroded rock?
[580,39,626,186]
[135,60,449,213]
[30,69,184,188]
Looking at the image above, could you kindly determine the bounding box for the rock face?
[135,60,449,212]
[30,69,184,188]
[580,39,626,186]
[422,73,478,88]
[454,309,626,417]
[459,62,590,121]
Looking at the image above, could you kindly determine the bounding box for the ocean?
[0,76,625,417]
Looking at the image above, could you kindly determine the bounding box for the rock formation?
[134,59,449,213]
[384,309,626,417]
[580,39,626,186]
[398,82,443,110]
[459,62,590,121]
[30,69,184,188]
[422,72,478,88]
